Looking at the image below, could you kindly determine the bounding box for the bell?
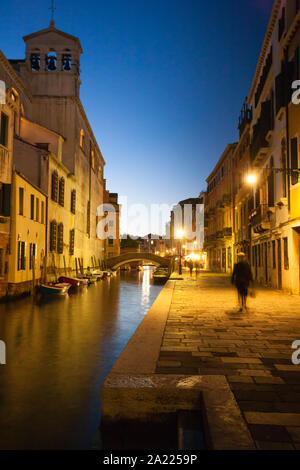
[31,55,40,71]
[47,56,56,71]
[62,55,71,71]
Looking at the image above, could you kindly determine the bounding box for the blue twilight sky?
[0,0,274,235]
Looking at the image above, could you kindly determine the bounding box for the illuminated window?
[91,150,95,169]
[80,129,85,148]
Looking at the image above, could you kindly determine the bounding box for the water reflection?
[0,269,161,449]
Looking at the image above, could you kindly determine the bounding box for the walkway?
[156,272,300,450]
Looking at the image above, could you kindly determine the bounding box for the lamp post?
[177,229,184,275]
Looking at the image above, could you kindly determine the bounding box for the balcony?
[255,47,273,108]
[249,206,270,233]
[238,102,252,137]
[223,227,232,238]
[250,99,274,166]
[275,61,295,119]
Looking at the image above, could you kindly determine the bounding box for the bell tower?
[22,20,83,97]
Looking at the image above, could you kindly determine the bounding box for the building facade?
[204,144,236,273]
[0,20,119,296]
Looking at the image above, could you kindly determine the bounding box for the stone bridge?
[106,252,171,270]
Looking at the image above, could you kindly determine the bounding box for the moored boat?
[58,276,81,287]
[153,268,169,283]
[40,283,71,295]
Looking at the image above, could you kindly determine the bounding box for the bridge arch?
[106,252,171,270]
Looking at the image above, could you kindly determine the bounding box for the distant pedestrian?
[189,261,193,276]
[231,252,253,312]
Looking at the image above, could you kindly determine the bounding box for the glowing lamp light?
[177,229,184,239]
[246,174,257,184]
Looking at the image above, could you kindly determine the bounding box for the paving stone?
[157,360,182,368]
[254,377,285,385]
[249,424,292,442]
[255,441,295,450]
[286,427,300,443]
[245,412,300,426]
[227,376,254,383]
[221,357,262,364]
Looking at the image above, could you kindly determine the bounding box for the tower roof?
[23,21,83,54]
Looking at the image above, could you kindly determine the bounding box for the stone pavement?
[155,271,300,450]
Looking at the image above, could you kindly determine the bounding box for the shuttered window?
[30,194,34,220]
[57,223,64,254]
[291,137,299,185]
[284,237,289,270]
[0,112,8,147]
[69,229,75,255]
[29,243,36,269]
[51,171,58,202]
[59,177,65,206]
[50,220,57,251]
[70,189,76,214]
[19,187,24,215]
[17,241,26,270]
[268,158,275,207]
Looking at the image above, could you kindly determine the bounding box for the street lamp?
[177,229,184,275]
[246,174,257,185]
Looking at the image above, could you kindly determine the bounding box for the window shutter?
[59,177,65,206]
[71,189,76,214]
[50,220,57,251]
[51,171,58,202]
[69,229,75,255]
[57,223,64,254]
[291,137,299,185]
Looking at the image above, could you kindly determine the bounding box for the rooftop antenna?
[49,0,56,26]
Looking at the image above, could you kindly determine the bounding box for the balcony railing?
[223,227,232,238]
[255,47,273,107]
[238,102,252,137]
[275,61,295,117]
[250,99,274,163]
[249,206,270,233]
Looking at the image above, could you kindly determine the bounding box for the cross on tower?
[49,0,56,22]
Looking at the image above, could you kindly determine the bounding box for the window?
[0,112,9,147]
[36,198,39,222]
[29,243,36,269]
[57,223,64,254]
[284,237,289,270]
[91,150,95,169]
[50,220,57,251]
[291,137,299,185]
[281,139,287,197]
[0,183,11,216]
[108,237,114,246]
[41,201,44,224]
[69,229,75,255]
[30,194,34,220]
[51,171,58,202]
[19,187,24,215]
[268,157,275,207]
[58,177,65,206]
[80,129,85,148]
[87,201,90,236]
[17,241,26,270]
[272,240,276,269]
[71,189,76,214]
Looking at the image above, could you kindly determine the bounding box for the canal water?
[0,268,163,449]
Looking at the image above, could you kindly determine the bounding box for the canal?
[0,268,163,449]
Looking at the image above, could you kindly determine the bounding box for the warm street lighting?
[246,174,257,184]
[177,229,184,239]
[176,229,184,275]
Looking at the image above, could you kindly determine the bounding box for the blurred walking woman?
[231,252,253,312]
